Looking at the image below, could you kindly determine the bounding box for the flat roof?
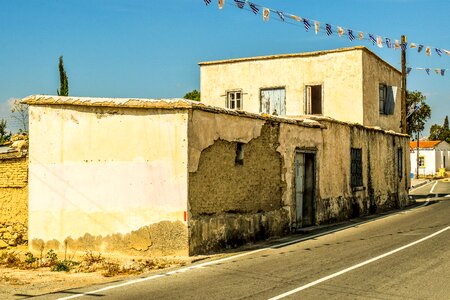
[199,46,401,75]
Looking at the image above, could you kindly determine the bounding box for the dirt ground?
[0,247,206,300]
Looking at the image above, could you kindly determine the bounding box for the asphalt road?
[410,179,450,198]
[30,187,450,300]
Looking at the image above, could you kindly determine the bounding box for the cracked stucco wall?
[28,105,189,255]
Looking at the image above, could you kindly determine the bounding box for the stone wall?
[0,153,28,249]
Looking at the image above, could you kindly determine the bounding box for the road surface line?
[409,181,434,192]
[430,180,439,194]
[268,225,450,300]
[58,203,431,300]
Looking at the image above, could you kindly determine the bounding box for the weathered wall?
[362,50,402,132]
[188,109,410,254]
[28,104,189,256]
[188,110,289,254]
[0,154,28,249]
[200,48,364,124]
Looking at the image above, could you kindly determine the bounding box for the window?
[260,88,286,116]
[226,91,242,110]
[398,148,403,179]
[305,85,322,115]
[379,84,396,115]
[351,148,363,187]
[235,142,244,165]
[418,156,425,167]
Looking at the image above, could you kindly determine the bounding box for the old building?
[24,95,410,256]
[410,140,450,177]
[200,46,401,132]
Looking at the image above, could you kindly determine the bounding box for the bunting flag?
[385,38,392,48]
[425,68,430,75]
[234,0,245,9]
[210,0,450,60]
[314,21,320,34]
[407,67,448,76]
[407,67,412,75]
[289,14,301,22]
[303,18,311,31]
[401,42,407,51]
[442,69,446,76]
[348,29,355,41]
[263,8,270,21]
[377,36,383,48]
[326,24,332,36]
[435,69,440,75]
[249,2,259,14]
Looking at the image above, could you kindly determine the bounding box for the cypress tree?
[57,56,69,96]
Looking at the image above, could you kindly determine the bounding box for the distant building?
[410,140,450,176]
[199,46,401,132]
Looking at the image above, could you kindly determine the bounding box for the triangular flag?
[425,68,430,75]
[248,2,259,14]
[204,0,212,5]
[441,69,446,76]
[348,29,355,41]
[426,47,431,56]
[377,36,383,48]
[314,21,320,34]
[234,0,245,9]
[410,43,417,49]
[277,11,285,21]
[263,8,270,21]
[407,67,412,75]
[385,38,392,48]
[369,34,376,45]
[326,24,332,36]
[418,45,424,52]
[289,14,301,22]
[303,18,311,31]
[435,48,443,56]
[358,32,364,40]
[218,0,224,9]
[337,26,344,37]
[394,40,400,50]
[444,49,450,56]
[401,42,408,51]
[435,69,440,75]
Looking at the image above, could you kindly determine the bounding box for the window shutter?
[384,86,395,115]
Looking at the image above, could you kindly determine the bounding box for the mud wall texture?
[188,109,410,254]
[0,154,28,249]
[188,110,289,254]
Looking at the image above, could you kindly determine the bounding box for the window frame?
[418,156,425,168]
[305,84,323,115]
[226,90,243,110]
[351,148,363,188]
[379,83,388,115]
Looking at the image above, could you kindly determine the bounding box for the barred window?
[351,148,363,187]
[398,148,403,179]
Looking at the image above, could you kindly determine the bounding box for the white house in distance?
[199,46,401,132]
[410,140,450,176]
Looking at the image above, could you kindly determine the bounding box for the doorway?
[294,151,316,228]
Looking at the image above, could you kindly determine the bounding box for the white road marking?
[430,181,439,194]
[58,202,432,300]
[409,181,434,192]
[268,225,450,300]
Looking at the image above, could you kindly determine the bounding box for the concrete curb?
[410,180,431,190]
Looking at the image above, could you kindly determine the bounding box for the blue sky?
[1,0,449,134]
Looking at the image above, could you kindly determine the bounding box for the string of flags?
[407,67,447,76]
[203,0,450,59]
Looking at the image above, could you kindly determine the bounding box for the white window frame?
[226,90,242,110]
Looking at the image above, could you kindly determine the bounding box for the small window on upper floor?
[305,85,322,115]
[379,84,395,115]
[226,91,242,110]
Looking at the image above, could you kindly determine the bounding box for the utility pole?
[401,35,407,134]
[416,132,420,179]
